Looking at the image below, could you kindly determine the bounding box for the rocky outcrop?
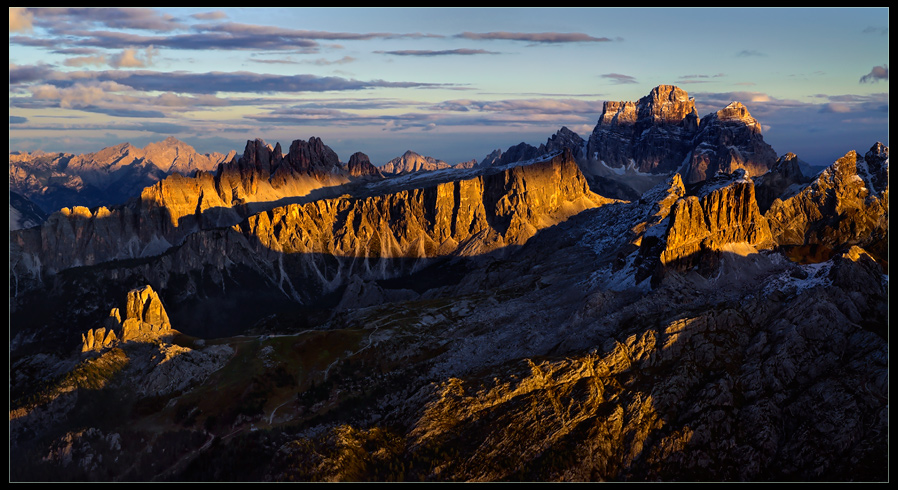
[586,85,700,174]
[681,102,778,184]
[764,143,888,263]
[81,285,172,352]
[481,142,543,168]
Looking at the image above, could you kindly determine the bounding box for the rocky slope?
[9,190,48,231]
[681,102,779,184]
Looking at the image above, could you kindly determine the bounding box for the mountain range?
[8,85,888,482]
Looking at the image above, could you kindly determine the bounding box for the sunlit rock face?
[587,85,700,174]
[682,102,778,184]
[629,170,773,283]
[764,143,889,262]
[81,285,172,352]
[237,149,613,294]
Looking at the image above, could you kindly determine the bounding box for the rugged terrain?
[8,86,888,482]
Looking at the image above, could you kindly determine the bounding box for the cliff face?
[234,149,611,295]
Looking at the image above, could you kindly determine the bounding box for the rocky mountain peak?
[587,85,700,174]
[681,100,777,184]
[380,150,451,174]
[539,126,587,162]
[346,152,384,178]
[636,84,697,128]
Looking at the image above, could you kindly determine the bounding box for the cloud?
[249,56,357,66]
[58,70,450,95]
[677,73,726,83]
[9,7,34,32]
[29,7,184,32]
[859,64,888,83]
[29,81,137,109]
[191,11,228,21]
[862,25,888,35]
[9,63,56,84]
[10,115,28,124]
[601,73,637,84]
[109,46,158,68]
[63,54,108,67]
[377,48,499,56]
[455,31,612,43]
[820,102,852,113]
[430,98,605,116]
[736,50,766,57]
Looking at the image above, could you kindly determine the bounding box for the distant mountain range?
[9,136,236,213]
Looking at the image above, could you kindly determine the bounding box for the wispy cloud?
[377,48,499,56]
[190,10,228,21]
[677,73,726,83]
[859,64,888,83]
[11,65,453,95]
[29,7,185,32]
[601,73,637,84]
[736,50,766,57]
[455,31,613,43]
[862,25,888,35]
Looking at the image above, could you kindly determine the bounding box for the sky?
[8,7,889,168]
